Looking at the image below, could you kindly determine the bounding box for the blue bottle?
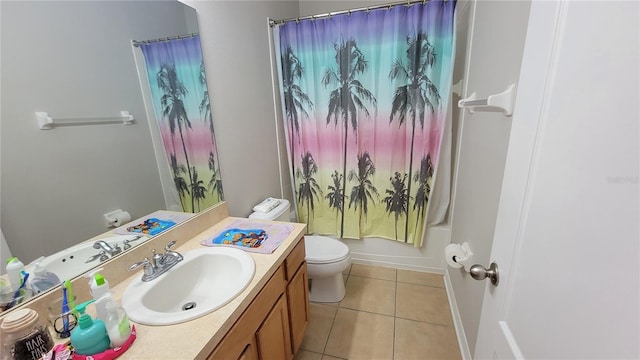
[70,299,111,355]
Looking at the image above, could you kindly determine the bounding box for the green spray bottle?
[70,299,111,355]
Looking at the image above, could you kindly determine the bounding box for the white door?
[474,1,639,358]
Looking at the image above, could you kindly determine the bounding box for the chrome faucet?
[128,240,183,282]
[93,240,122,256]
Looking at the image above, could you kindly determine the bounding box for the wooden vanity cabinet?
[208,238,309,360]
[236,338,259,360]
[256,295,292,359]
[284,239,310,353]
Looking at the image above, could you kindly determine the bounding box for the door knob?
[469,262,499,286]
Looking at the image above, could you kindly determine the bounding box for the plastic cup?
[0,288,32,312]
[47,296,78,338]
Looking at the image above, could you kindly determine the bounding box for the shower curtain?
[139,36,224,213]
[274,0,456,246]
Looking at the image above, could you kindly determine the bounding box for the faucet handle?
[129,258,152,274]
[86,250,107,264]
[122,235,144,250]
[164,240,177,251]
[163,240,183,263]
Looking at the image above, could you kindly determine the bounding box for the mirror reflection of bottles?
[6,257,25,291]
[28,261,61,295]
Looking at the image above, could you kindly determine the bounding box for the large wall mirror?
[0,0,220,312]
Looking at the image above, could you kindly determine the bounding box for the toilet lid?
[304,236,349,264]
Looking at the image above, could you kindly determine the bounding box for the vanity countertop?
[111,216,306,359]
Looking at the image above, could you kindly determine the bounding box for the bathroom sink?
[121,247,255,325]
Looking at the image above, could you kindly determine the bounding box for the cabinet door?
[287,262,310,353]
[256,295,292,360]
[208,267,287,360]
[238,338,259,360]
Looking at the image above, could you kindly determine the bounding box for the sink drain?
[182,302,197,311]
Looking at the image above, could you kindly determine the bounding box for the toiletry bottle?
[99,293,132,347]
[84,269,110,321]
[5,257,25,291]
[28,260,60,295]
[70,300,110,356]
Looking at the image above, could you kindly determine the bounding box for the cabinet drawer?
[285,238,305,281]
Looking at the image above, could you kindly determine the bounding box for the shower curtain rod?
[269,0,438,27]
[132,33,198,47]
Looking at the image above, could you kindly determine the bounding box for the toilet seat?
[304,235,350,264]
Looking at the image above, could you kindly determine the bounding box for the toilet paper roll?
[445,243,469,269]
[111,211,131,227]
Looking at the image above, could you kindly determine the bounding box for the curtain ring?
[388,5,392,10]
[347,9,351,16]
[296,17,300,24]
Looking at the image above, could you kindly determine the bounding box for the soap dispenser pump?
[70,300,111,355]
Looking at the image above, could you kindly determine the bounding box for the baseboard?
[445,269,472,360]
[339,225,451,273]
[350,256,444,274]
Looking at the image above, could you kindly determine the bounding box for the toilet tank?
[248,199,290,222]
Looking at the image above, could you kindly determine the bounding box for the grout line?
[394,314,454,328]
[395,279,446,289]
[336,306,396,318]
[347,274,397,283]
[392,275,397,360]
[337,284,395,318]
[321,292,341,357]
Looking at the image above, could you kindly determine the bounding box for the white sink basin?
[122,247,255,325]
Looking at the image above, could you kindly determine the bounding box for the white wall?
[0,1,194,263]
[446,0,531,355]
[184,1,300,218]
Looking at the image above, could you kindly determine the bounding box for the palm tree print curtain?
[275,1,456,246]
[140,36,224,212]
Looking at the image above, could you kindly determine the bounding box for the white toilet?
[249,199,351,303]
[303,235,351,302]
